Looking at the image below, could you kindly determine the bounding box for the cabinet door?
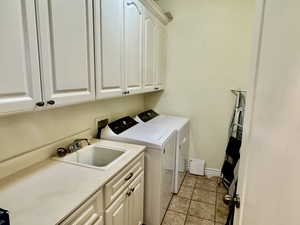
[36,0,95,107]
[124,0,144,95]
[60,189,104,225]
[0,0,42,115]
[143,10,157,92]
[155,23,167,90]
[128,173,144,225]
[105,189,129,225]
[97,0,124,99]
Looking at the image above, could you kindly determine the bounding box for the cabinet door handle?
[36,101,45,107]
[126,1,142,15]
[154,87,159,90]
[126,190,132,197]
[47,100,55,105]
[131,187,135,193]
[124,172,134,181]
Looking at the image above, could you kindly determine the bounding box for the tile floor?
[162,173,229,225]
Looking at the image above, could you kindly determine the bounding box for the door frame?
[233,0,266,224]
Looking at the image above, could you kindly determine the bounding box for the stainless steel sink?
[59,144,127,170]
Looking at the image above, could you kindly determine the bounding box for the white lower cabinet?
[61,153,144,225]
[106,173,144,225]
[60,189,104,225]
[105,189,129,225]
[128,173,144,225]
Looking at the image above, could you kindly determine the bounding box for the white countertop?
[0,140,145,225]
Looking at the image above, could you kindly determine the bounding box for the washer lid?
[102,117,175,150]
[137,109,159,122]
[108,116,138,134]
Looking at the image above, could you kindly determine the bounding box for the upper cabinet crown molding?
[139,0,170,25]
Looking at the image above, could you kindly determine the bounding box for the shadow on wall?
[0,95,145,163]
[144,92,164,111]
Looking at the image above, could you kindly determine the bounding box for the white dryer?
[136,110,190,193]
[101,116,176,225]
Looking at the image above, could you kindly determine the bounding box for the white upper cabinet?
[124,0,144,95]
[0,0,42,114]
[36,0,95,107]
[144,14,167,92]
[97,0,124,99]
[143,9,157,92]
[0,0,168,115]
[155,23,167,90]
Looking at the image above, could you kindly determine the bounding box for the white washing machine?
[136,110,190,193]
[101,116,176,225]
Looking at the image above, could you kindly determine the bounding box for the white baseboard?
[205,168,221,178]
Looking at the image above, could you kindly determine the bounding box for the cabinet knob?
[154,87,159,90]
[47,100,55,105]
[36,101,45,107]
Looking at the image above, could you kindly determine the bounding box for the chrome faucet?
[68,138,90,153]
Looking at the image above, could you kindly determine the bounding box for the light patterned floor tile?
[185,216,214,225]
[196,178,217,192]
[178,185,193,199]
[192,188,216,205]
[216,206,229,224]
[182,175,197,187]
[216,193,228,209]
[217,183,228,194]
[169,196,190,214]
[189,201,215,221]
[162,210,186,225]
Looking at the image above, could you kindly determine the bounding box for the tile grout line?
[214,183,218,224]
[183,178,195,225]
[165,174,223,225]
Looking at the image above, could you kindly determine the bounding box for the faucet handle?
[68,138,90,153]
[56,147,67,157]
[73,138,90,145]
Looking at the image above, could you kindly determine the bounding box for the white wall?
[145,0,255,168]
[0,95,144,162]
